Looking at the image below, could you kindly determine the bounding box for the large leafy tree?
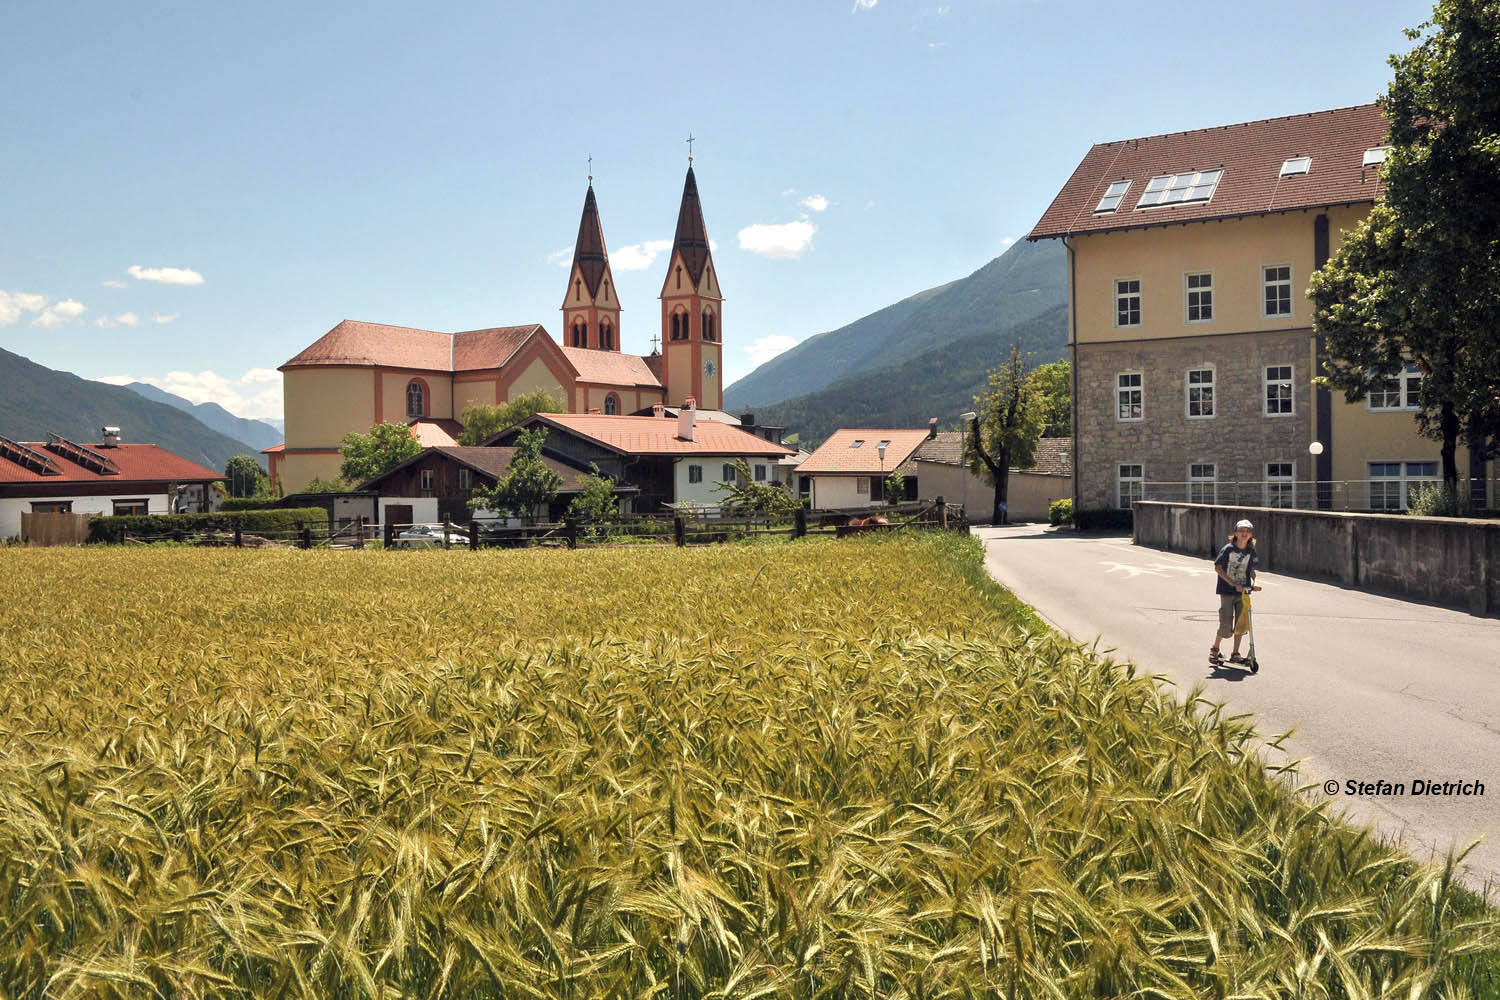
[1027,360,1072,438]
[967,346,1047,524]
[459,389,567,446]
[340,422,421,486]
[222,454,268,498]
[470,428,561,521]
[1309,0,1500,489]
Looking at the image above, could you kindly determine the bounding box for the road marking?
[1100,559,1215,579]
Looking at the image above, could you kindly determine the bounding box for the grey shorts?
[1217,593,1242,638]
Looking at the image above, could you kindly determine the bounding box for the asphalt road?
[974,523,1500,890]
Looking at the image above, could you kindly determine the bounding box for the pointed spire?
[671,166,712,286]
[570,183,610,298]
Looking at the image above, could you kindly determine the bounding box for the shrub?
[1408,481,1467,517]
[1073,506,1133,531]
[88,507,330,544]
[1048,497,1073,526]
[220,497,279,512]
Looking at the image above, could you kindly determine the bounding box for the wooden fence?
[20,512,92,546]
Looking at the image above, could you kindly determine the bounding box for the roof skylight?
[1363,146,1392,166]
[1094,179,1131,213]
[1136,169,1222,208]
[849,439,864,449]
[1280,156,1311,176]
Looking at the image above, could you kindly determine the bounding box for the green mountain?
[123,381,283,451]
[750,304,1068,447]
[724,238,1066,411]
[0,347,263,473]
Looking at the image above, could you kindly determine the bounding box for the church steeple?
[561,179,621,351]
[660,164,723,408]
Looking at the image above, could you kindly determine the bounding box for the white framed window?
[1363,146,1391,166]
[1264,364,1294,416]
[1185,367,1215,419]
[457,468,472,490]
[420,469,435,492]
[1280,156,1311,176]
[856,476,869,496]
[1189,463,1217,504]
[1367,460,1437,511]
[1265,461,1295,508]
[722,463,736,482]
[688,464,703,484]
[754,464,767,482]
[1095,179,1131,213]
[1368,362,1422,411]
[1136,169,1222,208]
[1263,264,1293,317]
[1116,372,1143,421]
[1117,464,1144,510]
[1115,279,1141,328]
[1185,272,1212,322]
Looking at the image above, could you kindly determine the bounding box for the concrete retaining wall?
[1133,501,1500,615]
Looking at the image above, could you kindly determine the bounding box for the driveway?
[974,523,1500,889]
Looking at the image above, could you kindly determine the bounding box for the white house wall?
[1,492,170,540]
[378,496,439,526]
[809,476,871,510]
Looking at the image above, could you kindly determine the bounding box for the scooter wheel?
[1248,658,1260,674]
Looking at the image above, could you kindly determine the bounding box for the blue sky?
[1,0,1429,423]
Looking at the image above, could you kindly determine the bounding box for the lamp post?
[1309,440,1325,509]
[877,442,887,503]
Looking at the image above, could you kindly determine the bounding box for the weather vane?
[686,132,694,164]
[587,154,592,183]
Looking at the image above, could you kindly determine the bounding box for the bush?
[220,497,280,512]
[1073,506,1133,531]
[1048,497,1073,526]
[1408,482,1467,517]
[88,507,330,544]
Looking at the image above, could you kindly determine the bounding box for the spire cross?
[651,333,660,353]
[587,154,592,182]
[686,133,694,163]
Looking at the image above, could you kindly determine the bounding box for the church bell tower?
[561,179,621,351]
[659,162,723,409]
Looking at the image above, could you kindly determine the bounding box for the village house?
[911,433,1073,523]
[795,426,934,509]
[1028,103,1494,513]
[272,167,727,494]
[0,428,221,540]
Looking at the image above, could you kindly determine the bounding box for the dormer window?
[1136,169,1222,208]
[849,439,864,449]
[1363,146,1392,166]
[1280,157,1311,176]
[1094,179,1132,213]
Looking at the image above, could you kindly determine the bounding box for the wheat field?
[0,536,1493,998]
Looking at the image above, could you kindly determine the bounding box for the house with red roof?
[273,167,730,495]
[796,426,935,509]
[492,401,794,512]
[0,429,221,540]
[1029,103,1492,512]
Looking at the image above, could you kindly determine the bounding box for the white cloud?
[937,4,951,15]
[1000,235,1016,247]
[101,279,127,289]
[800,194,830,213]
[128,265,205,285]
[746,335,799,366]
[96,312,141,328]
[95,368,284,421]
[546,247,572,268]
[780,187,797,197]
[737,220,816,259]
[611,238,673,272]
[1,291,49,325]
[34,299,87,329]
[153,313,179,324]
[853,0,877,9]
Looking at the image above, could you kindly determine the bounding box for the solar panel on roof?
[0,435,62,475]
[45,434,120,475]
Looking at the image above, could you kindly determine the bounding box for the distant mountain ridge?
[725,238,1066,411]
[123,382,282,451]
[751,305,1069,446]
[0,347,263,473]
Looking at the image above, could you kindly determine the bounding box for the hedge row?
[219,497,282,512]
[88,507,330,544]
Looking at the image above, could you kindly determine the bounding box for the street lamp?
[877,442,887,502]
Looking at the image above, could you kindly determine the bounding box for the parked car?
[393,524,469,549]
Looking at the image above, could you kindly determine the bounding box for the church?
[270,165,727,494]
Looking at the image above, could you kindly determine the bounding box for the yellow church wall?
[380,371,453,424]
[283,369,375,448]
[1074,206,1372,345]
[279,451,344,494]
[503,356,568,402]
[454,379,498,420]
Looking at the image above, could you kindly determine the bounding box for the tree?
[339,422,421,486]
[565,464,620,538]
[459,388,568,446]
[223,455,268,498]
[714,459,801,515]
[967,346,1046,525]
[1309,0,1500,490]
[301,476,348,494]
[469,428,561,521]
[1026,359,1072,438]
[883,470,906,506]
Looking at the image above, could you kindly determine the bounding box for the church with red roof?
[273,165,726,494]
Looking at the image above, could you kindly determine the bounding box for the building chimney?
[101,426,121,448]
[928,417,938,439]
[653,402,666,418]
[740,412,755,427]
[677,397,696,442]
[587,407,601,415]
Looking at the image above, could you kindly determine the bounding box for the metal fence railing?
[1119,478,1494,514]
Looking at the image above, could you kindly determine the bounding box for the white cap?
[1235,519,1254,530]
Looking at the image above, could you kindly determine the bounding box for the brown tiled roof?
[1029,104,1388,239]
[280,320,453,371]
[643,353,663,383]
[429,447,608,494]
[797,429,934,476]
[526,413,793,458]
[0,441,220,485]
[408,419,463,447]
[913,432,1072,475]
[452,326,540,371]
[671,166,713,286]
[559,348,662,388]
[569,185,611,298]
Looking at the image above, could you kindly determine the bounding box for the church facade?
[271,167,726,494]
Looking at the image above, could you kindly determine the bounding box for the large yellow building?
[1029,104,1492,512]
[272,167,726,493]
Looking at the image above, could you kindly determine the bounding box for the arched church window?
[571,321,582,347]
[604,393,619,415]
[406,381,425,418]
[601,321,613,350]
[581,322,589,347]
[702,309,715,342]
